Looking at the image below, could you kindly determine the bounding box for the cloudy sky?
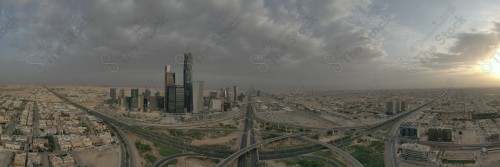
[1,0,500,91]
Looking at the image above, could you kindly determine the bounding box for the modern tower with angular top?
[164,65,175,110]
[183,53,193,112]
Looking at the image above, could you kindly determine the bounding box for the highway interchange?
[44,87,500,167]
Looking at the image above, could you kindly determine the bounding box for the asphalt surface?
[152,153,200,167]
[237,111,248,167]
[385,93,446,167]
[5,100,27,136]
[48,87,499,167]
[299,136,363,167]
[249,104,258,167]
[237,103,259,167]
[45,86,237,163]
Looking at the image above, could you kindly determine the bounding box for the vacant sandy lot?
[456,129,481,144]
[170,158,217,167]
[192,131,240,150]
[484,151,500,165]
[257,110,325,128]
[78,145,120,167]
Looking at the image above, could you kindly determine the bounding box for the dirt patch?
[77,145,120,167]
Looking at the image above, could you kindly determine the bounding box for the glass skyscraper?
[183,53,193,112]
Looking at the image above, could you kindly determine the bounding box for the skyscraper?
[168,85,185,113]
[138,95,144,111]
[118,89,126,110]
[386,101,396,115]
[110,88,116,103]
[183,53,193,112]
[130,88,139,111]
[226,86,231,102]
[193,81,204,113]
[164,65,175,111]
[119,89,125,98]
[143,89,151,111]
[396,98,402,113]
[233,85,238,102]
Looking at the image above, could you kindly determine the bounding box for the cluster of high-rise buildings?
[109,87,160,112]
[108,53,204,113]
[386,99,408,115]
[205,83,246,112]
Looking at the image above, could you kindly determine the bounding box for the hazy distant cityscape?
[0,54,499,167]
[3,0,500,167]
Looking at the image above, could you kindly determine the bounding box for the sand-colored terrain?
[456,129,481,144]
[78,146,120,167]
[192,131,241,150]
[169,157,217,167]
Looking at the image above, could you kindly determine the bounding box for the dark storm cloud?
[1,0,499,90]
[2,0,386,89]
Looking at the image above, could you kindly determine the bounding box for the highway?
[299,136,363,167]
[99,107,243,129]
[113,125,136,167]
[249,93,454,166]
[152,153,201,167]
[48,86,484,167]
[217,133,304,167]
[298,155,341,167]
[238,97,258,167]
[237,105,249,167]
[44,86,232,160]
[385,93,446,167]
[249,104,258,167]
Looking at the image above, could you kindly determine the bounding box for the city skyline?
[1,1,500,166]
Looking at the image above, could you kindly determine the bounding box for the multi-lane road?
[47,86,499,167]
[386,93,446,167]
[238,103,258,167]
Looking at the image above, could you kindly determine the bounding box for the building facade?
[164,65,175,111]
[401,143,431,161]
[168,85,185,113]
[183,53,193,112]
[193,81,204,113]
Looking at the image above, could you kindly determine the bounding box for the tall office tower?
[396,99,402,113]
[164,65,176,111]
[110,88,117,103]
[149,95,159,111]
[144,89,152,97]
[221,88,226,99]
[183,53,193,112]
[138,95,144,112]
[386,101,396,115]
[233,85,238,102]
[226,86,232,102]
[192,81,204,113]
[168,85,185,113]
[143,89,151,111]
[257,90,261,97]
[119,89,125,98]
[401,101,408,111]
[130,89,139,111]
